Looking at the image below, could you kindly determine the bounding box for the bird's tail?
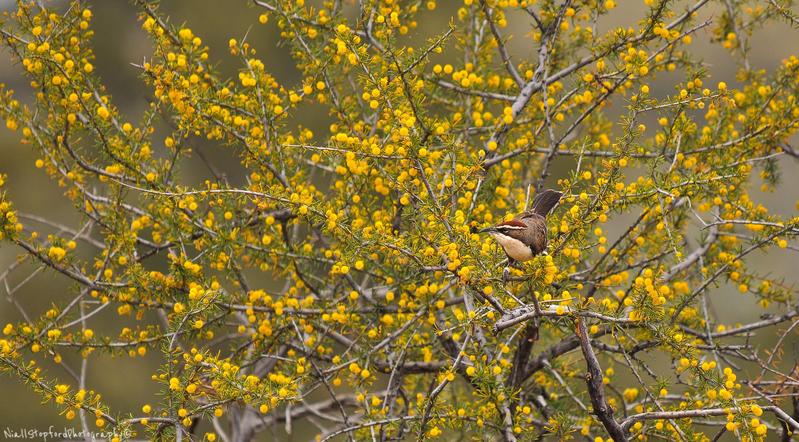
[532,189,563,217]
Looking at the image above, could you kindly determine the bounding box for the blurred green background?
[0,0,797,440]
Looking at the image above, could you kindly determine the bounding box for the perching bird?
[475,189,562,279]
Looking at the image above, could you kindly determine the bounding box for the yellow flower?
[48,246,67,261]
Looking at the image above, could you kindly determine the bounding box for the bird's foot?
[502,266,510,284]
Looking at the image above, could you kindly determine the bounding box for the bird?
[475,189,563,280]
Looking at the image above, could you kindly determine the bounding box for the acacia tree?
[1,0,799,440]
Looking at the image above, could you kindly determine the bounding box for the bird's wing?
[523,215,548,255]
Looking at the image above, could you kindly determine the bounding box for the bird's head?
[472,220,527,235]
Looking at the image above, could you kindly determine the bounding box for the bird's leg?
[502,258,515,283]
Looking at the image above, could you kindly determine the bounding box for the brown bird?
[476,189,562,279]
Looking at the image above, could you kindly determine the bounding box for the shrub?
[1,0,798,440]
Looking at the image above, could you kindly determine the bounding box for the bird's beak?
[469,224,495,234]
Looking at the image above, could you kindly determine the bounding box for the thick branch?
[576,319,626,441]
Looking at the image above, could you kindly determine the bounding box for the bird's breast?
[490,232,534,262]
